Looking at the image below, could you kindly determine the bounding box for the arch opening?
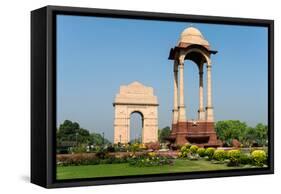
[184,59,200,120]
[130,111,144,143]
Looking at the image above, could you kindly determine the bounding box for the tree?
[255,123,268,146]
[158,126,171,143]
[242,127,256,147]
[215,120,247,146]
[242,123,268,147]
[57,120,97,145]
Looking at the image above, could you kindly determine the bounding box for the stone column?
[198,63,205,120]
[172,60,179,124]
[206,60,214,121]
[178,56,186,122]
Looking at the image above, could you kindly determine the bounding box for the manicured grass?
[57,159,245,180]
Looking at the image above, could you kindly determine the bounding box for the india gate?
[167,27,220,147]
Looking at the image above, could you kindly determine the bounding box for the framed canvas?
[31,5,274,188]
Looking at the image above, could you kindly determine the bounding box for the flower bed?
[128,152,174,167]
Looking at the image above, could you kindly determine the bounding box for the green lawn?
[57,159,246,180]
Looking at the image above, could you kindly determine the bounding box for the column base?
[168,120,221,147]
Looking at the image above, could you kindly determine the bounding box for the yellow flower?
[148,152,156,157]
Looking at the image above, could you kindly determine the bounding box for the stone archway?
[113,82,159,144]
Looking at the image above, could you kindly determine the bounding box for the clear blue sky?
[57,15,268,141]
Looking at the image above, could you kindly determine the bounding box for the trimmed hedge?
[190,145,199,154]
[197,148,206,157]
[205,147,215,159]
[251,150,267,167]
[227,149,241,166]
[213,149,226,161]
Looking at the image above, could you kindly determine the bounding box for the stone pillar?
[113,105,129,144]
[172,60,179,124]
[178,56,186,122]
[198,63,205,120]
[206,60,214,121]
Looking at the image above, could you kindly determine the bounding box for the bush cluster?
[178,144,191,158]
[177,144,267,167]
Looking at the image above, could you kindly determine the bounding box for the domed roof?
[181,27,203,37]
[178,27,210,47]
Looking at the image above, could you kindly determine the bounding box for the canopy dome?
[178,27,210,47]
[181,27,203,37]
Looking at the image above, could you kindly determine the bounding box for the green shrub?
[180,144,189,152]
[190,145,199,154]
[240,153,252,165]
[197,148,206,157]
[205,147,215,159]
[227,149,241,166]
[184,143,192,149]
[178,144,192,158]
[213,149,226,161]
[128,143,141,153]
[251,150,267,167]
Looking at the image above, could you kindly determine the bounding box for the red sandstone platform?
[168,121,221,147]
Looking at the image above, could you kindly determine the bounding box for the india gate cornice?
[114,81,158,106]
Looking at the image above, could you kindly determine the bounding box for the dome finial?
[178,26,210,47]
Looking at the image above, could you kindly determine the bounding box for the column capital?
[179,54,185,64]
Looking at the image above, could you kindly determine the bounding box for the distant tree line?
[56,120,110,147]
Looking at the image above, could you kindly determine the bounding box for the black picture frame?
[31,5,274,188]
